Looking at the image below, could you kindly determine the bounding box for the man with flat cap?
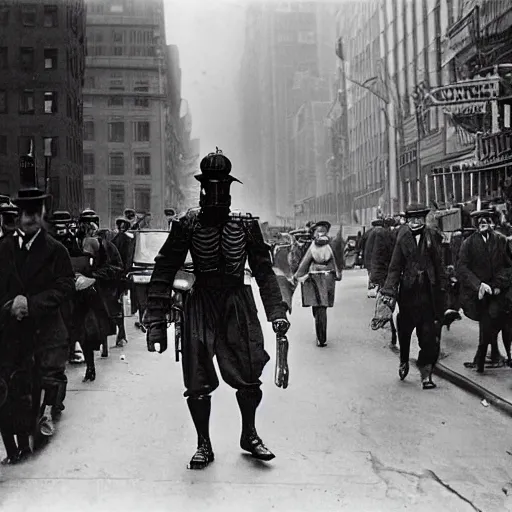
[458,207,512,372]
[378,203,446,389]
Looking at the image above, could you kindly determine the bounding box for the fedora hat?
[50,210,72,224]
[405,203,430,218]
[79,209,99,224]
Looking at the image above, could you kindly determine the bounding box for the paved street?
[1,269,512,512]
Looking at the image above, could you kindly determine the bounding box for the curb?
[386,343,512,418]
[433,362,512,418]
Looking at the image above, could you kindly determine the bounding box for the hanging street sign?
[443,101,487,115]
[427,76,500,106]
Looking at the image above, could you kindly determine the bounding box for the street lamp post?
[43,137,52,196]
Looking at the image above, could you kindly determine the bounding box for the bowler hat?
[115,216,131,227]
[470,209,494,221]
[50,210,72,224]
[309,220,331,234]
[405,203,430,218]
[79,209,99,224]
[12,187,49,207]
[371,219,384,227]
[195,148,242,184]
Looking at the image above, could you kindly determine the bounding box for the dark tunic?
[147,210,287,396]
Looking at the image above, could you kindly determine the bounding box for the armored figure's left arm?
[246,219,288,322]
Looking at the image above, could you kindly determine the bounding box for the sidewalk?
[383,311,512,416]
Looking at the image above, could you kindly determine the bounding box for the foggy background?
[164,0,254,212]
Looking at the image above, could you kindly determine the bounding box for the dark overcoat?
[382,227,446,320]
[370,228,395,287]
[457,231,512,321]
[0,231,75,354]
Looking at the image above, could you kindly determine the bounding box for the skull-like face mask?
[407,215,426,233]
[478,216,492,234]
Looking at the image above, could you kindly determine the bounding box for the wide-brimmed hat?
[50,210,72,225]
[124,208,136,219]
[115,216,131,227]
[79,209,99,224]
[309,220,331,234]
[470,209,495,221]
[405,203,430,219]
[195,148,242,184]
[13,187,50,207]
[164,207,176,216]
[0,195,18,216]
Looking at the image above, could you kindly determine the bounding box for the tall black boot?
[187,395,214,470]
[236,388,275,461]
[116,317,127,347]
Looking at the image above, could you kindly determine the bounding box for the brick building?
[83,0,179,228]
[0,0,85,214]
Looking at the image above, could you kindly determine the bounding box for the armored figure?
[143,148,289,470]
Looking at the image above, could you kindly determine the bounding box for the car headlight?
[132,275,151,284]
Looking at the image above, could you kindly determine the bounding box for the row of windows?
[0,90,80,120]
[87,28,156,46]
[0,3,81,33]
[83,152,151,176]
[87,2,156,17]
[83,187,152,219]
[84,121,151,143]
[0,135,81,163]
[87,45,157,58]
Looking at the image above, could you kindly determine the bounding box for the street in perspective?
[2,0,512,511]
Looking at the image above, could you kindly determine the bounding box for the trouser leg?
[476,311,499,372]
[502,321,512,363]
[313,306,327,345]
[115,316,126,343]
[187,395,212,448]
[416,316,440,379]
[37,347,68,408]
[397,312,415,364]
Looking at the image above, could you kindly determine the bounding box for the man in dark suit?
[363,219,384,297]
[457,209,512,372]
[3,186,75,439]
[380,204,446,389]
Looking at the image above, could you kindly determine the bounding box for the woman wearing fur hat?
[292,221,343,347]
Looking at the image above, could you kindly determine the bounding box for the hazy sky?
[164,0,247,157]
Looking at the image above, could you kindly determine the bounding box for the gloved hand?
[272,318,290,336]
[11,295,28,321]
[494,288,501,296]
[142,308,168,353]
[478,282,492,300]
[75,274,96,291]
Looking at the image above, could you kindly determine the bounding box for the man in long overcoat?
[380,204,446,389]
[457,209,512,372]
[363,219,384,296]
[0,186,74,441]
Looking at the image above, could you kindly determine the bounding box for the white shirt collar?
[17,228,42,250]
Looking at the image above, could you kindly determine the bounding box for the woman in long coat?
[293,221,343,347]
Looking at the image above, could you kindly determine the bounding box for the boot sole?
[241,445,276,461]
[187,453,214,470]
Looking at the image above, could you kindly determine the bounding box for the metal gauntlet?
[272,319,290,389]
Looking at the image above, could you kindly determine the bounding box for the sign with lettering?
[19,155,36,188]
[443,102,487,115]
[476,130,512,164]
[427,77,500,106]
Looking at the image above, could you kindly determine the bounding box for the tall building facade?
[0,0,85,214]
[240,1,336,225]
[379,0,512,211]
[83,0,179,228]
[336,0,388,225]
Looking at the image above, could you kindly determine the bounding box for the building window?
[134,187,151,212]
[84,188,96,210]
[0,47,7,69]
[0,90,6,113]
[44,48,58,69]
[134,86,149,107]
[18,136,34,155]
[43,137,58,157]
[44,92,58,113]
[21,4,37,26]
[110,4,124,13]
[19,90,35,114]
[133,121,150,142]
[109,153,124,175]
[83,95,93,107]
[0,135,6,155]
[112,30,124,43]
[84,121,95,141]
[20,47,34,71]
[108,122,125,142]
[108,96,124,107]
[84,76,95,88]
[43,5,58,27]
[134,153,150,175]
[83,153,95,175]
[113,46,124,56]
[109,187,125,218]
[0,5,9,25]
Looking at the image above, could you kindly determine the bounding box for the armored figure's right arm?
[144,218,191,353]
[147,217,191,307]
